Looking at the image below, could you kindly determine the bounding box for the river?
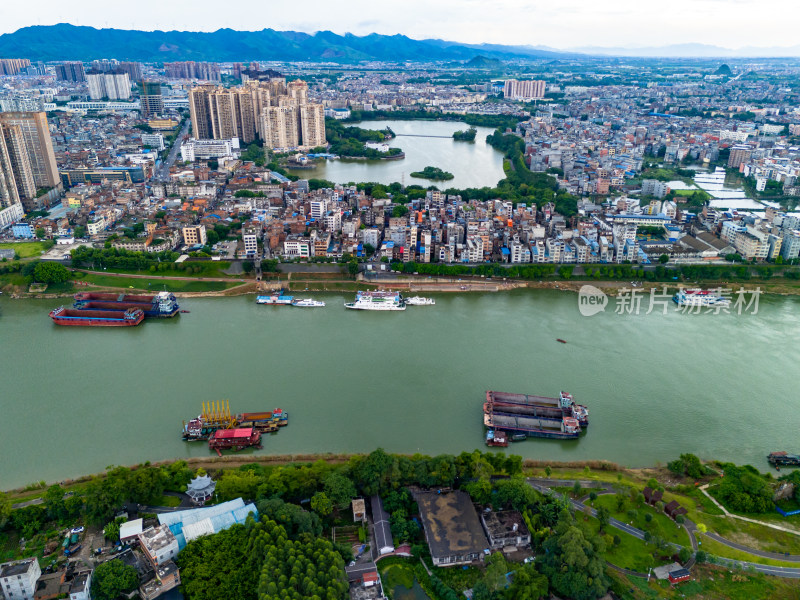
[285,120,505,189]
[0,290,797,490]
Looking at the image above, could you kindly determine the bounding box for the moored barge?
[74,291,179,318]
[768,452,800,467]
[486,390,588,427]
[49,307,145,327]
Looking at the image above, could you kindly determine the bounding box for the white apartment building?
[69,570,92,600]
[87,71,132,100]
[180,138,240,162]
[466,236,483,263]
[141,133,165,151]
[242,228,259,257]
[87,215,108,236]
[1,558,41,600]
[138,526,179,567]
[283,237,310,258]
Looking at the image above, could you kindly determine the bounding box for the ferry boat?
[404,296,435,306]
[673,288,731,308]
[292,298,325,307]
[257,291,294,305]
[344,290,405,311]
[49,307,145,327]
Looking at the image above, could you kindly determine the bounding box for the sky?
[1,0,799,50]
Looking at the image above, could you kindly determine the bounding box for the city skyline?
[1,0,800,52]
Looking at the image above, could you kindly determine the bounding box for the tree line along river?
[0,289,797,490]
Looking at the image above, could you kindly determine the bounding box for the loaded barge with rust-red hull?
[74,292,159,302]
[73,291,180,318]
[49,307,145,327]
[208,427,262,456]
[486,390,589,427]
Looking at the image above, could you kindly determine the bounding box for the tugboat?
[485,429,509,447]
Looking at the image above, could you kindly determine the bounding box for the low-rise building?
[68,570,92,600]
[138,525,180,568]
[480,510,531,550]
[0,558,41,600]
[415,490,489,567]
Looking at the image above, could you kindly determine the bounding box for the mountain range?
[0,24,565,62]
[1,24,800,62]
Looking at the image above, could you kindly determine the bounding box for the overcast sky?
[1,0,798,49]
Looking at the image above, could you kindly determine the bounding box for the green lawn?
[700,514,800,555]
[75,273,241,292]
[610,565,800,600]
[155,495,182,508]
[79,261,236,279]
[0,242,50,258]
[591,494,690,547]
[697,533,800,567]
[583,517,671,573]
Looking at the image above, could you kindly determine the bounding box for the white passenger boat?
[404,296,435,306]
[344,290,405,311]
[673,288,731,308]
[292,298,325,307]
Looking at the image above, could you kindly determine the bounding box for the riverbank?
[5,272,800,300]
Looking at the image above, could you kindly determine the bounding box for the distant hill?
[465,55,504,69]
[0,24,567,62]
[715,63,733,76]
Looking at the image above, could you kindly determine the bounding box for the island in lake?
[452,127,477,141]
[410,165,455,181]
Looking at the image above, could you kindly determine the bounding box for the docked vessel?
[182,401,288,441]
[292,298,325,307]
[673,288,731,308]
[485,390,588,427]
[75,291,163,303]
[208,428,262,456]
[767,452,800,466]
[485,429,509,447]
[345,290,405,311]
[404,296,435,306]
[484,407,581,440]
[73,291,179,318]
[49,307,145,327]
[257,290,294,305]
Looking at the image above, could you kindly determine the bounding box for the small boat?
[404,296,435,306]
[485,429,509,447]
[556,339,567,344]
[292,298,325,307]
[180,310,190,313]
[511,433,528,442]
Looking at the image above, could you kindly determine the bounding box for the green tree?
[43,485,66,521]
[323,473,356,509]
[505,562,549,600]
[310,491,333,517]
[0,492,10,529]
[35,227,46,238]
[659,254,669,264]
[33,262,70,283]
[347,260,359,276]
[91,560,139,600]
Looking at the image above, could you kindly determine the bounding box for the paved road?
[153,119,190,183]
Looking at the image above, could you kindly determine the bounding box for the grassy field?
[74,272,241,292]
[155,495,182,508]
[610,564,800,600]
[78,261,236,279]
[582,517,671,573]
[591,494,690,547]
[700,515,800,555]
[0,242,50,258]
[697,534,800,567]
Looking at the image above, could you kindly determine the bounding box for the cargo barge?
[486,390,588,427]
[74,291,179,318]
[208,427,262,456]
[49,307,145,327]
[182,401,288,441]
[768,452,800,467]
[75,291,163,302]
[483,407,581,440]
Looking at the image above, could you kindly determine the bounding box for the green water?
[0,290,797,490]
[285,120,505,189]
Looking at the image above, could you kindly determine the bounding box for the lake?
[286,120,506,189]
[0,289,797,490]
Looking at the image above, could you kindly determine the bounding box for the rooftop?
[139,525,177,552]
[0,558,36,577]
[415,490,489,560]
[481,510,530,541]
[69,571,91,593]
